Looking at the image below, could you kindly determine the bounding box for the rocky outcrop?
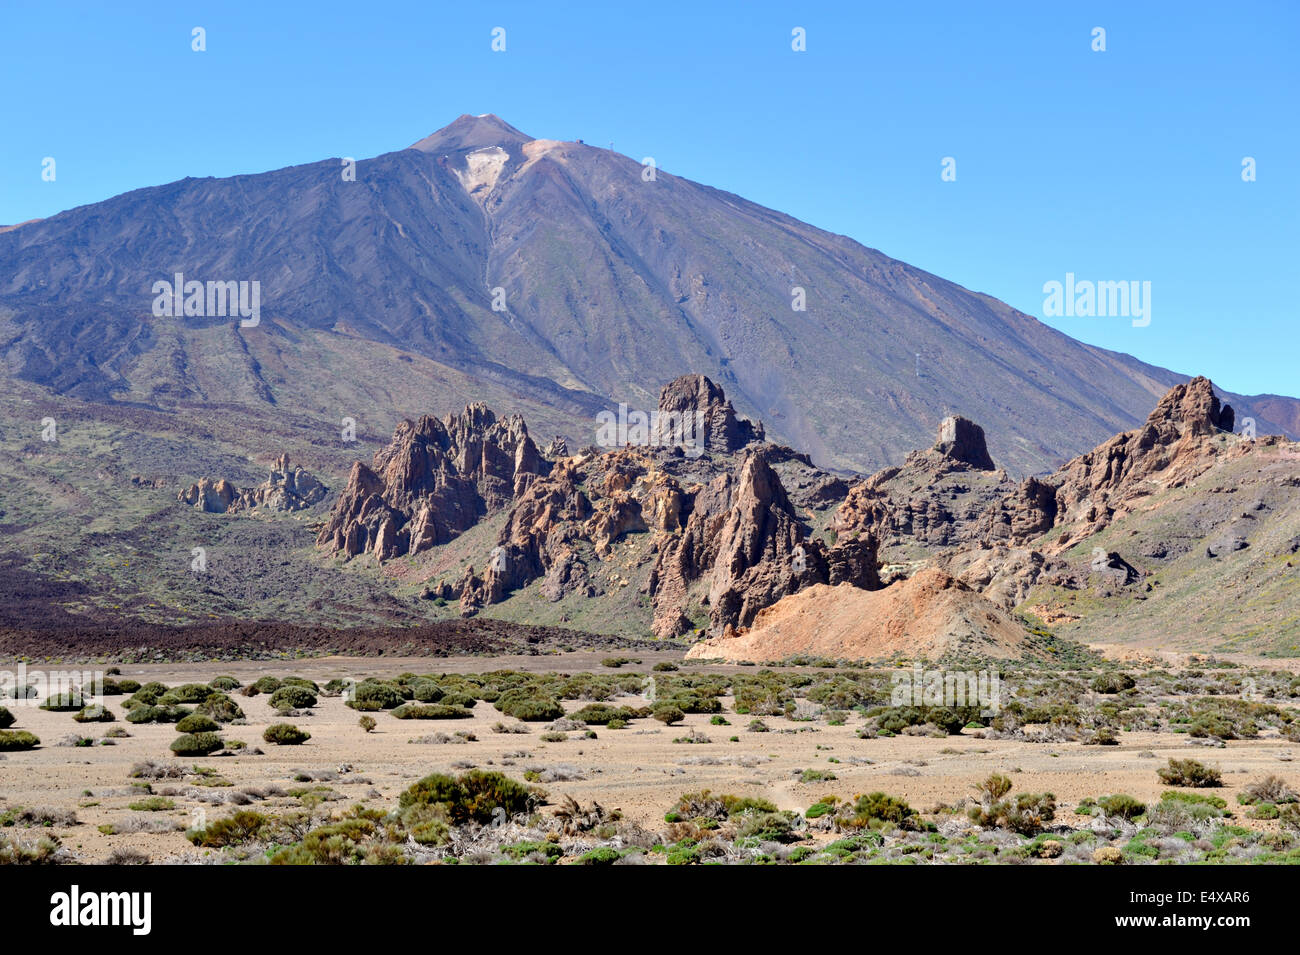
[178,455,327,514]
[649,450,880,637]
[934,416,996,470]
[316,404,546,561]
[655,374,764,453]
[1042,377,1235,548]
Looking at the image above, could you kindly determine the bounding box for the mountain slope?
[0,113,1294,475]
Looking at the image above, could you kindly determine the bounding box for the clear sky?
[2,0,1295,398]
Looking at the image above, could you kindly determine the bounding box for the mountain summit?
[0,113,1293,474]
[409,113,534,153]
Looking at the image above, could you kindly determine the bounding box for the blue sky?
[2,0,1295,397]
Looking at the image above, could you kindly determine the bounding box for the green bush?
[1092,672,1137,694]
[346,681,405,711]
[251,677,282,694]
[359,715,377,733]
[124,682,169,708]
[208,676,241,691]
[263,723,311,745]
[653,704,685,726]
[73,705,115,723]
[175,713,220,734]
[571,703,637,726]
[169,732,224,756]
[269,685,318,710]
[158,683,212,705]
[0,730,40,751]
[40,693,84,712]
[1157,758,1222,788]
[187,810,270,847]
[399,770,543,825]
[495,689,564,722]
[849,792,921,830]
[1097,794,1146,820]
[0,707,15,730]
[410,680,445,703]
[128,796,174,812]
[391,703,474,720]
[125,704,192,724]
[195,693,244,723]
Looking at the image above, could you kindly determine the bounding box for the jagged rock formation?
[178,455,327,514]
[324,374,879,631]
[648,450,878,637]
[316,405,545,560]
[653,374,765,453]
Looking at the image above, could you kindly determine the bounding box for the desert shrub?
[391,703,473,720]
[114,680,141,695]
[721,794,778,816]
[252,677,282,695]
[2,685,38,701]
[1241,775,1299,805]
[1158,758,1222,787]
[128,796,174,812]
[665,790,728,824]
[124,682,169,708]
[410,680,444,703]
[968,774,1056,834]
[571,703,638,726]
[359,715,377,733]
[187,810,270,847]
[195,693,244,723]
[974,773,1013,803]
[846,792,921,830]
[0,731,40,751]
[0,833,65,864]
[1092,672,1137,694]
[399,770,543,825]
[269,685,318,710]
[1097,794,1146,821]
[208,676,241,691]
[806,796,840,819]
[0,708,12,730]
[737,811,799,843]
[346,680,404,711]
[502,840,563,863]
[280,677,319,692]
[175,713,219,734]
[495,689,565,722]
[263,723,311,745]
[72,705,115,723]
[158,683,212,705]
[653,705,685,726]
[125,704,191,724]
[1147,792,1226,832]
[800,769,837,783]
[170,732,224,756]
[39,693,83,712]
[662,694,722,715]
[870,704,975,735]
[653,662,679,672]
